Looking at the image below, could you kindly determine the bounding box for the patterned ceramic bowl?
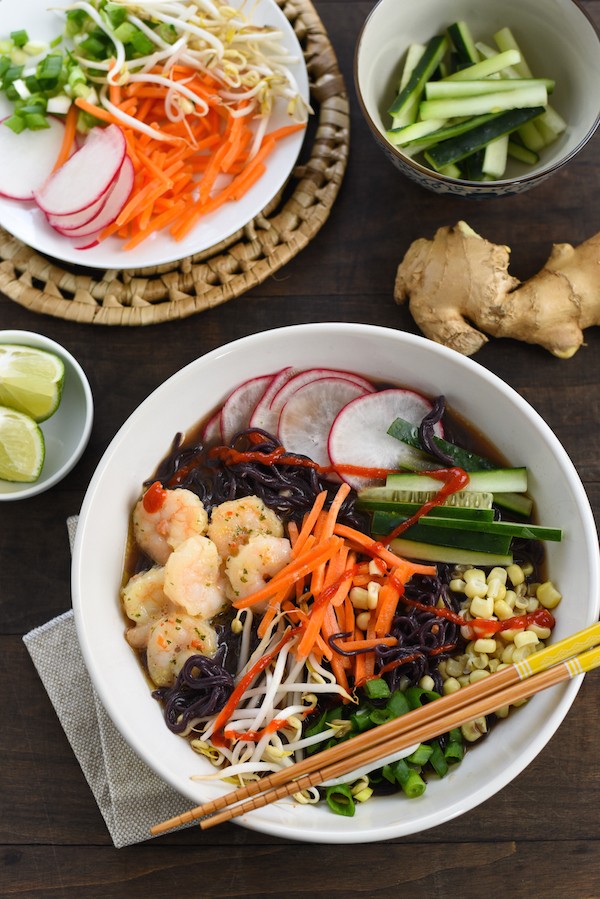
[354,0,600,197]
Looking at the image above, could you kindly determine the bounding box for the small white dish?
[0,330,93,501]
[0,0,309,270]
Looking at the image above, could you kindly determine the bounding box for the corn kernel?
[443,677,461,695]
[512,644,535,662]
[514,595,529,610]
[514,630,539,648]
[487,567,508,585]
[527,582,541,597]
[505,589,517,609]
[465,580,488,599]
[507,564,525,586]
[521,561,534,577]
[495,705,510,719]
[526,597,540,613]
[472,652,489,670]
[349,587,370,609]
[469,669,491,684]
[488,658,501,672]
[469,595,494,618]
[464,567,485,582]
[461,717,487,742]
[367,580,380,609]
[474,638,497,654]
[369,559,383,576]
[355,611,371,631]
[501,644,516,664]
[419,675,435,692]
[528,624,552,640]
[537,581,562,609]
[458,674,471,687]
[445,658,463,678]
[450,578,466,592]
[487,579,506,602]
[494,599,514,620]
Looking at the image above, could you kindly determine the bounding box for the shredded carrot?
[374,573,405,638]
[52,103,78,172]
[333,523,437,578]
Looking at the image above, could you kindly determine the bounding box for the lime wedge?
[0,405,45,482]
[0,344,65,422]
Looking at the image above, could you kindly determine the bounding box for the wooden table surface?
[2,2,600,896]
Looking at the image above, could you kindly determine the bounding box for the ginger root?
[394,221,600,358]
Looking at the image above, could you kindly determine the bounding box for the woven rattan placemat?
[0,0,349,325]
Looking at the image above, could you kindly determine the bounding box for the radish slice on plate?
[221,373,273,443]
[0,115,68,200]
[51,155,135,239]
[202,410,223,445]
[269,367,376,430]
[34,123,126,216]
[278,377,370,468]
[249,367,296,433]
[328,389,444,490]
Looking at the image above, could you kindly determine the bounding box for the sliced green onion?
[10,30,29,48]
[325,783,356,816]
[364,678,391,700]
[3,114,25,133]
[429,741,449,777]
[406,743,434,766]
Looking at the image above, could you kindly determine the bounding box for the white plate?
[72,323,600,843]
[0,0,309,270]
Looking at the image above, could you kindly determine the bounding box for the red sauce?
[142,480,167,513]
[395,591,555,637]
[211,627,301,748]
[224,718,289,743]
[384,466,471,541]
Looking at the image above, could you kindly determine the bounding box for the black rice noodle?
[153,646,234,734]
[150,427,368,530]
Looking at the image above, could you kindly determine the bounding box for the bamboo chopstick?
[150,620,600,836]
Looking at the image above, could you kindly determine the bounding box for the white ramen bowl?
[72,323,599,843]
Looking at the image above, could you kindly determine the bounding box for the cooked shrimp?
[207,495,284,558]
[146,614,218,687]
[164,534,227,619]
[133,484,209,565]
[121,565,173,650]
[225,534,292,607]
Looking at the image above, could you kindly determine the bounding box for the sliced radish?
[249,367,296,433]
[279,377,370,468]
[202,410,223,445]
[269,367,376,431]
[221,374,274,444]
[46,183,114,230]
[34,123,126,216]
[52,155,134,238]
[328,389,444,491]
[0,115,68,200]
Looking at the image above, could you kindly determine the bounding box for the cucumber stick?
[419,85,547,121]
[447,21,479,66]
[442,49,521,81]
[387,416,497,471]
[357,498,495,521]
[424,78,554,99]
[358,487,495,510]
[388,35,448,118]
[417,515,562,541]
[386,468,528,494]
[390,537,513,567]
[372,513,513,555]
[424,106,545,169]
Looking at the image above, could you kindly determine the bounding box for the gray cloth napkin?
[23,517,194,848]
